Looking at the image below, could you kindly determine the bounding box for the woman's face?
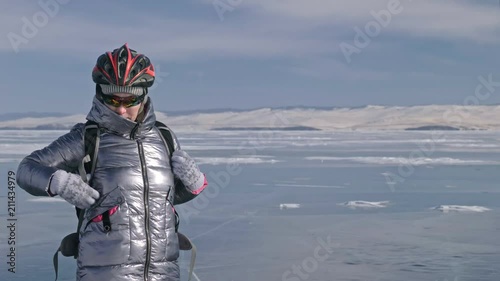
[103,93,143,121]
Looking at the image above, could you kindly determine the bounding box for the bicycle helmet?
[92,43,155,89]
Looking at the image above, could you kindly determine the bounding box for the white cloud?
[1,0,499,80]
[3,0,498,60]
[206,0,500,43]
[0,2,336,60]
[282,58,392,81]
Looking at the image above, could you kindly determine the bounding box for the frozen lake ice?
[0,129,499,281]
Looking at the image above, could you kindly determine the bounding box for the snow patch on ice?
[338,200,390,209]
[195,157,280,165]
[280,203,301,210]
[431,205,491,213]
[306,156,498,166]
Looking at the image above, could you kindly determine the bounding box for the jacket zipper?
[138,139,151,281]
[130,123,140,140]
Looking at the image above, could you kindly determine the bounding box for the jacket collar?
[86,95,157,139]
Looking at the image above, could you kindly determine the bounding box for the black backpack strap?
[79,120,102,232]
[178,232,197,281]
[102,211,112,232]
[156,121,178,231]
[155,121,176,156]
[77,120,100,231]
[83,120,100,180]
[53,121,100,281]
[156,121,197,280]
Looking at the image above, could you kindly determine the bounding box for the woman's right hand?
[48,170,100,209]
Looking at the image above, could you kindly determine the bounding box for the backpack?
[52,120,197,281]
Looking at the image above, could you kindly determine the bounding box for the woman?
[16,44,207,281]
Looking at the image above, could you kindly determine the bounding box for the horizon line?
[4,103,500,116]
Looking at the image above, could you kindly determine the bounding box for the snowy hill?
[2,105,500,131]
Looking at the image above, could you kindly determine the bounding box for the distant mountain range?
[2,105,500,131]
[0,112,69,122]
[0,106,348,121]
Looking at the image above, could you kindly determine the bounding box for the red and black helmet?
[92,43,155,88]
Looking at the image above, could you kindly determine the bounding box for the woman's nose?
[115,105,127,115]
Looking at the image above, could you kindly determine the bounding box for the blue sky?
[1,0,500,114]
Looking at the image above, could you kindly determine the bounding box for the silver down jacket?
[16,96,203,281]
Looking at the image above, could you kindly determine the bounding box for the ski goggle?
[99,93,146,108]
